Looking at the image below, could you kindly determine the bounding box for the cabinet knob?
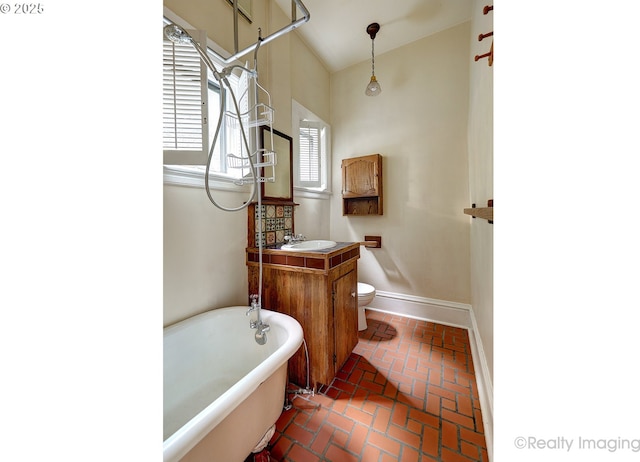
[351,292,356,298]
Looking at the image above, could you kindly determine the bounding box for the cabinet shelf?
[343,196,381,215]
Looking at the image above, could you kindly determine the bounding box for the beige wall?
[468,0,494,381]
[163,186,249,325]
[329,22,472,304]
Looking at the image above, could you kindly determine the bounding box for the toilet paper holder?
[360,235,381,248]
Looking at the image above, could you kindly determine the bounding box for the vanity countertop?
[246,242,360,274]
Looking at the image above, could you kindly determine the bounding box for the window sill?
[163,166,252,193]
[294,187,332,200]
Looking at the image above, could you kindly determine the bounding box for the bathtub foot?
[251,424,275,454]
[244,449,272,462]
[252,449,271,462]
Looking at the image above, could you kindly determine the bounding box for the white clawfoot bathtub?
[163,307,303,462]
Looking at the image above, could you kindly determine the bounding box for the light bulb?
[365,75,381,96]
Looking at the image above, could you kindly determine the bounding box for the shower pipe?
[218,0,310,65]
[166,22,266,337]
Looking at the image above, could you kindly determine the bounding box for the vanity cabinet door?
[332,267,358,375]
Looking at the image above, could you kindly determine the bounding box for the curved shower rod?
[216,0,311,65]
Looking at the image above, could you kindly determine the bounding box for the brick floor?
[259,310,488,461]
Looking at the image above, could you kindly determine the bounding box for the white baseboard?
[367,290,474,328]
[366,290,493,461]
[466,309,494,461]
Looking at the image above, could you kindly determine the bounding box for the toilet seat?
[357,282,375,297]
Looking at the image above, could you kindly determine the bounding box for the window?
[163,16,249,187]
[206,72,248,177]
[163,28,209,165]
[299,121,322,188]
[292,100,331,195]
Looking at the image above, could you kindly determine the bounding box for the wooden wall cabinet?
[247,244,360,388]
[342,154,383,216]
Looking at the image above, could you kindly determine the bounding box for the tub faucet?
[254,320,270,345]
[247,294,259,314]
[247,294,260,327]
[247,294,270,344]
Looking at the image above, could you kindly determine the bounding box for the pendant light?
[365,22,381,96]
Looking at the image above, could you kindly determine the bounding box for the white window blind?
[299,121,322,188]
[163,29,209,165]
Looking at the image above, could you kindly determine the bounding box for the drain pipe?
[283,338,316,410]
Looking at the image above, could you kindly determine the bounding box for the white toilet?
[357,282,376,331]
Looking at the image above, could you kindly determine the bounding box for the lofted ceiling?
[273,0,474,73]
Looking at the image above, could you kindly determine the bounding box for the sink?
[280,240,337,251]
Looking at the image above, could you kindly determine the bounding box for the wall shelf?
[464,199,493,223]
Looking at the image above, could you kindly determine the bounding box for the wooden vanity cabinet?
[342,154,383,215]
[246,244,359,389]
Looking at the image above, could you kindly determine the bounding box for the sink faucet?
[284,233,306,244]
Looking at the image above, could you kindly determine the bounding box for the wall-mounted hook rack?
[464,199,493,224]
[475,5,493,66]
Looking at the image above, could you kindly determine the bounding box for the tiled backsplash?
[249,203,294,248]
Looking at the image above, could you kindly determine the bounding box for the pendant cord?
[371,38,375,76]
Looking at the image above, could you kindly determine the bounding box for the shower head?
[164,23,224,82]
[164,24,193,44]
